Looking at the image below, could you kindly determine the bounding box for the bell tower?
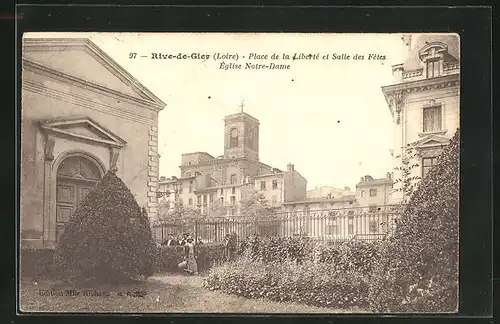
[223,102,259,161]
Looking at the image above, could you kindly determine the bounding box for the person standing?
[162,233,178,247]
[183,236,198,275]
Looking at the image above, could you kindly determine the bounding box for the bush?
[240,236,313,264]
[313,240,383,274]
[369,129,460,312]
[52,170,156,283]
[156,243,226,273]
[203,256,371,309]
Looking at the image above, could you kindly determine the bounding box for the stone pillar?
[147,125,159,222]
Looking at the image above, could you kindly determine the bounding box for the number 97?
[129,53,137,59]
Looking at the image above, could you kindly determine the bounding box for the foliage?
[158,202,205,221]
[52,170,156,283]
[203,256,371,309]
[368,129,460,313]
[204,238,385,309]
[393,141,422,204]
[239,236,314,264]
[313,240,383,274]
[156,243,226,273]
[239,189,275,218]
[206,200,233,218]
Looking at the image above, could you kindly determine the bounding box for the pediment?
[23,38,165,110]
[40,117,127,148]
[416,134,450,148]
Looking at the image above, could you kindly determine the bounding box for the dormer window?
[426,58,441,78]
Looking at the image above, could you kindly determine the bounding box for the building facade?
[158,112,307,217]
[307,186,353,199]
[21,38,165,249]
[382,34,460,202]
[355,174,394,210]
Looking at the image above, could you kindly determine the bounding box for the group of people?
[159,232,241,275]
[161,233,198,275]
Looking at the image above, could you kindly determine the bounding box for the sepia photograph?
[19,32,460,314]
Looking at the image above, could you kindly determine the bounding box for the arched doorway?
[55,155,103,242]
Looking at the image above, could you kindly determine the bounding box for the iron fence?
[151,204,404,245]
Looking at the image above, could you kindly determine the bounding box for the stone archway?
[55,155,103,242]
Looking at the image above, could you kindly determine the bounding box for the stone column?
[147,125,159,222]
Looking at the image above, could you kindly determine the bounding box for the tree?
[52,169,156,283]
[369,129,460,312]
[239,189,274,218]
[206,199,232,218]
[392,141,422,205]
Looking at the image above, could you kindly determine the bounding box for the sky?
[24,32,410,190]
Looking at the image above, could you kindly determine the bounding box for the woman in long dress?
[183,236,198,275]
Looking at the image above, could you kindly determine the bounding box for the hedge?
[368,129,460,313]
[204,239,382,309]
[52,170,156,283]
[239,236,314,264]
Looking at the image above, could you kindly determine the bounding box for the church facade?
[20,37,166,249]
[158,111,307,216]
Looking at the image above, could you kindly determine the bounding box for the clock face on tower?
[231,128,239,138]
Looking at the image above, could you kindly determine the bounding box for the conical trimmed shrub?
[369,128,460,312]
[53,169,156,282]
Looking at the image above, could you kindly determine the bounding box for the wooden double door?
[55,156,101,242]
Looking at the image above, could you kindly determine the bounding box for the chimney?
[287,163,294,172]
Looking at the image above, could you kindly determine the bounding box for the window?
[423,106,442,133]
[230,174,237,185]
[230,128,239,148]
[326,219,337,235]
[369,189,378,197]
[178,187,183,194]
[209,193,214,203]
[360,190,366,197]
[203,195,207,204]
[220,197,224,204]
[188,198,193,206]
[197,195,201,205]
[189,180,193,193]
[426,59,441,78]
[232,187,236,194]
[272,180,278,189]
[220,189,224,195]
[369,219,378,233]
[422,157,438,178]
[348,216,354,235]
[260,181,266,190]
[369,205,378,213]
[272,195,278,205]
[230,196,236,205]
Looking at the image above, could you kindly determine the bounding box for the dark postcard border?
[10,4,493,324]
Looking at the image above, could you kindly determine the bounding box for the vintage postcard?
[19,32,460,313]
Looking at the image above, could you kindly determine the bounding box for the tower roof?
[223,112,259,124]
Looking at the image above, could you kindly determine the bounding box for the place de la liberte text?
[219,53,386,70]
